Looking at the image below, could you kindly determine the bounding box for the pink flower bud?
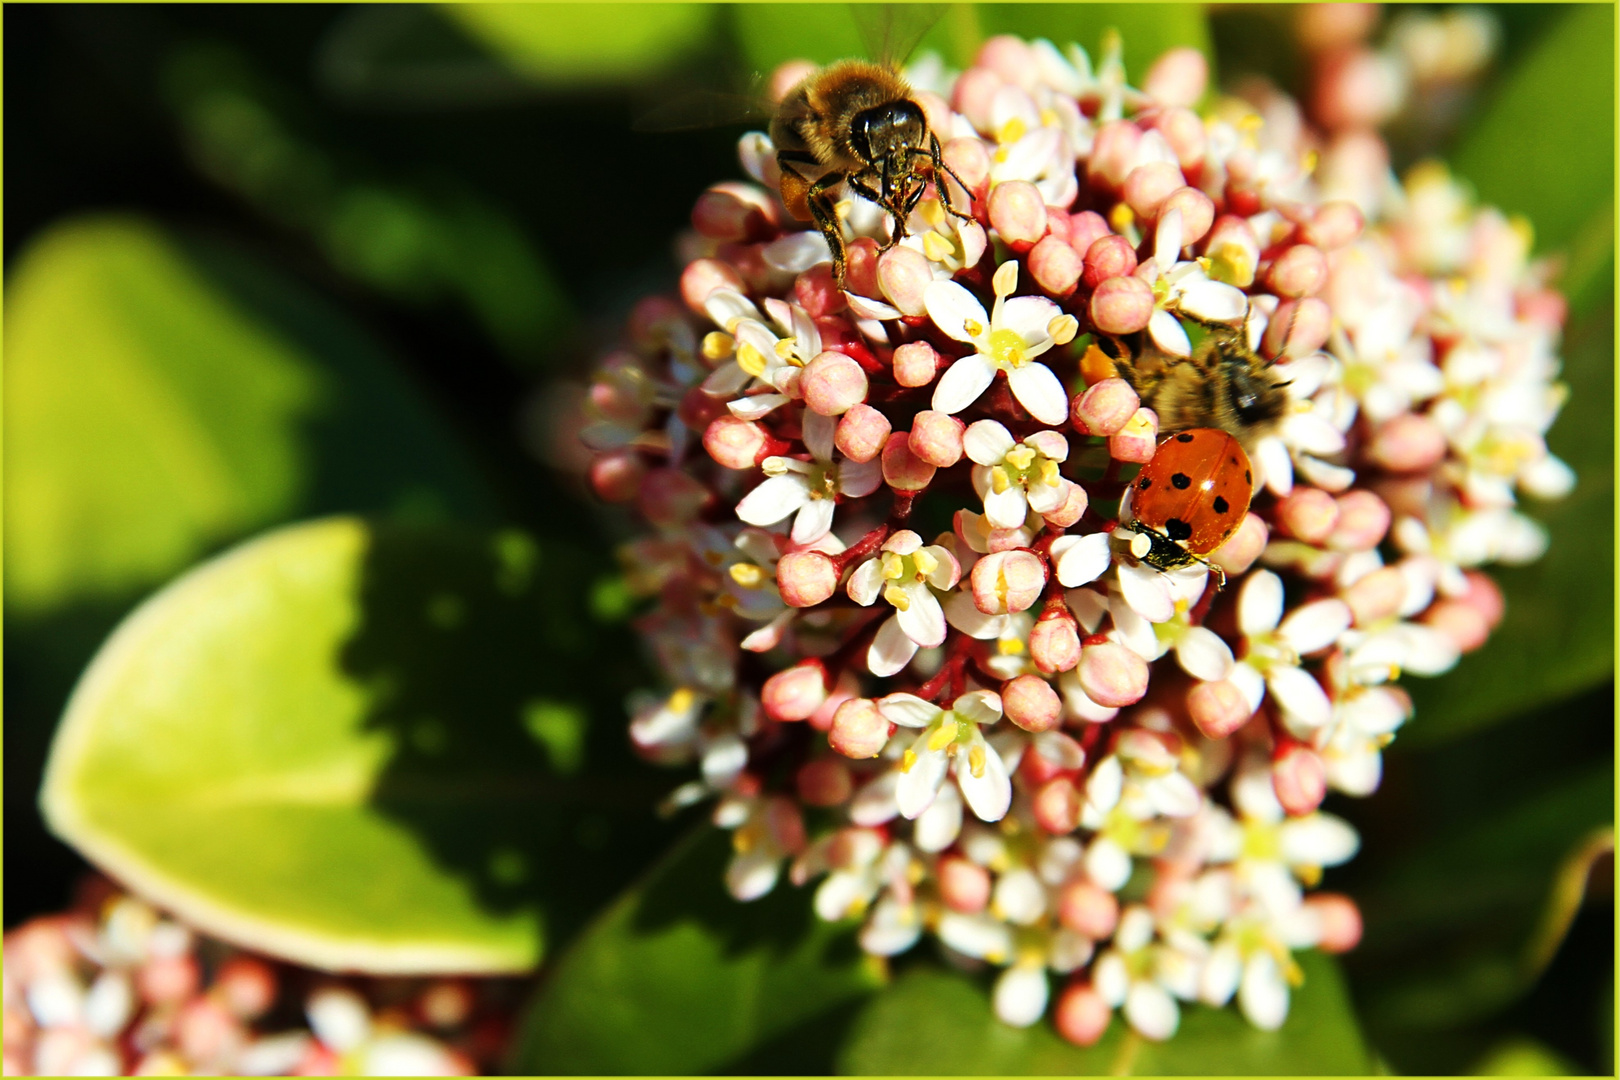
[1327,490,1391,551]
[138,954,200,1006]
[1003,673,1063,732]
[1077,642,1149,707]
[976,35,1035,84]
[950,68,1002,134]
[938,855,992,914]
[1108,407,1159,463]
[1082,234,1139,290]
[877,245,934,317]
[768,59,818,103]
[691,182,778,243]
[1144,46,1208,107]
[1054,982,1113,1048]
[1303,200,1364,250]
[1041,480,1089,529]
[908,410,966,468]
[829,697,890,759]
[1460,570,1505,629]
[777,550,839,607]
[796,758,854,806]
[1368,413,1447,472]
[215,958,276,1021]
[809,672,859,732]
[1029,234,1083,297]
[801,351,869,416]
[892,340,940,388]
[943,136,991,195]
[638,467,712,526]
[1296,3,1379,51]
[679,258,745,315]
[1209,512,1268,575]
[1262,297,1332,359]
[177,998,243,1065]
[1186,679,1253,739]
[761,660,829,722]
[1123,161,1185,220]
[1029,615,1081,676]
[845,237,882,299]
[1058,879,1120,938]
[1272,744,1327,816]
[971,550,1047,615]
[1304,892,1364,953]
[1276,486,1340,543]
[794,263,845,318]
[1265,243,1329,298]
[418,979,474,1029]
[1089,275,1154,334]
[1141,108,1207,171]
[882,432,938,491]
[1158,186,1215,246]
[589,450,645,503]
[677,384,728,432]
[1034,776,1082,834]
[1343,565,1406,626]
[1422,600,1491,653]
[1518,288,1567,330]
[1072,377,1140,436]
[703,415,768,469]
[1088,120,1142,188]
[988,180,1048,247]
[1313,47,1405,132]
[835,403,891,463]
[765,795,808,854]
[1068,210,1110,256]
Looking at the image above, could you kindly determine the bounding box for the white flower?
[847,530,963,676]
[880,689,1012,823]
[1137,210,1252,357]
[963,420,1075,528]
[702,294,822,418]
[736,411,881,544]
[1226,570,1351,734]
[924,261,1076,424]
[1093,906,1199,1041]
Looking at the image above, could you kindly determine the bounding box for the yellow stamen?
[737,342,769,378]
[1109,203,1135,233]
[992,260,1019,298]
[729,563,765,589]
[774,337,796,360]
[1005,445,1037,471]
[928,720,959,751]
[990,466,1012,494]
[920,198,946,228]
[668,688,696,713]
[902,748,918,772]
[963,318,985,337]
[997,116,1028,146]
[884,583,912,610]
[1039,458,1060,487]
[969,742,987,778]
[1048,314,1079,345]
[881,552,906,580]
[923,231,956,262]
[702,331,734,361]
[912,548,939,577]
[998,637,1025,656]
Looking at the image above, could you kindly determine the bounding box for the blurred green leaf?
[444,3,714,83]
[732,5,964,71]
[1469,1038,1581,1076]
[838,950,1368,1075]
[41,516,669,973]
[509,828,882,1074]
[3,214,489,617]
[975,4,1212,81]
[1402,304,1613,746]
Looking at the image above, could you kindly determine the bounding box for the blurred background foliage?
[5,4,1612,1075]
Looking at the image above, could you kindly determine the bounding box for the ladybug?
[1124,428,1254,586]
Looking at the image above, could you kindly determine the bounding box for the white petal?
[1281,410,1347,456]
[984,485,1030,529]
[1095,953,1129,1006]
[1255,435,1295,496]
[932,354,997,414]
[1007,362,1071,425]
[879,693,942,728]
[1239,570,1285,636]
[802,408,836,461]
[896,737,948,818]
[963,420,1017,465]
[1227,662,1266,714]
[1118,559,1177,623]
[868,615,921,677]
[726,849,781,901]
[1179,279,1250,324]
[839,456,884,498]
[1175,626,1234,681]
[791,497,836,544]
[957,734,1012,822]
[1149,309,1192,357]
[993,965,1051,1028]
[705,289,759,329]
[860,896,923,956]
[946,588,1008,639]
[1154,208,1184,266]
[1278,598,1352,655]
[1200,942,1241,1006]
[1145,772,1202,818]
[763,231,832,272]
[847,557,883,605]
[701,734,748,787]
[737,474,810,527]
[938,912,1014,963]
[1125,981,1180,1041]
[1083,836,1132,891]
[728,393,789,420]
[1267,665,1333,729]
[849,771,901,825]
[998,295,1063,342]
[846,292,903,321]
[1085,755,1124,815]
[1279,813,1359,866]
[913,780,963,852]
[1239,953,1290,1031]
[1399,623,1460,676]
[953,690,1004,728]
[896,583,948,647]
[923,280,990,343]
[1053,532,1112,587]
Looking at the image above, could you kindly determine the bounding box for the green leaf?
[509,828,883,1074]
[838,950,1368,1075]
[974,4,1212,82]
[1469,1038,1581,1076]
[1402,305,1614,746]
[443,3,715,83]
[41,517,671,973]
[3,214,489,618]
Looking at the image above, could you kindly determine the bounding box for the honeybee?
[1102,317,1290,452]
[770,59,973,287]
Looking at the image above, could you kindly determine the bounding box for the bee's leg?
[776,151,821,223]
[847,170,907,252]
[806,169,850,287]
[919,137,975,221]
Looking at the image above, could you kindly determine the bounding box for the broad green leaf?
[444,4,714,83]
[41,517,671,973]
[732,5,963,71]
[509,828,883,1074]
[1402,305,1614,746]
[838,950,1368,1075]
[1469,1038,1581,1076]
[3,214,489,617]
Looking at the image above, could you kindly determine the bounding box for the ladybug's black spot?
[1138,476,1152,490]
[1213,496,1230,514]
[1230,456,1240,466]
[1176,433,1194,443]
[1171,473,1192,490]
[1244,469,1252,484]
[1165,518,1192,541]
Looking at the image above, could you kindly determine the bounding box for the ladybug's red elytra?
[1125,428,1254,584]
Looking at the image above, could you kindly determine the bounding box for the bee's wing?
[633,76,770,133]
[852,3,945,68]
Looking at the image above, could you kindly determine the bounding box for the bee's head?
[851,99,927,163]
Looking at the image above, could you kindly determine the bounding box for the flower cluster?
[3,881,517,1076]
[578,29,1569,1044]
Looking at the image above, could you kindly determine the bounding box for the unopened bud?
[1368,413,1447,472]
[971,550,1047,615]
[680,258,745,315]
[988,180,1048,247]
[829,697,890,758]
[1186,679,1253,739]
[1029,615,1081,676]
[1058,879,1120,938]
[1304,892,1363,953]
[1088,120,1142,188]
[1343,565,1406,626]
[1263,297,1331,359]
[1265,243,1329,298]
[1123,161,1184,221]
[938,855,993,913]
[1108,407,1159,463]
[878,245,934,317]
[796,758,854,806]
[1276,486,1340,543]
[909,410,967,468]
[1272,743,1327,815]
[1003,674,1063,732]
[882,432,938,491]
[1077,642,1149,707]
[1081,234,1138,290]
[1029,234,1084,297]
[1144,46,1208,107]
[1033,776,1082,834]
[703,415,769,469]
[589,450,645,503]
[1089,275,1155,334]
[761,660,829,722]
[1141,108,1207,172]
[943,136,991,193]
[777,550,839,607]
[801,351,869,416]
[1327,490,1391,551]
[1158,186,1214,245]
[1303,200,1364,250]
[1072,377,1140,436]
[1054,982,1113,1047]
[1042,481,1089,529]
[834,403,891,463]
[638,467,712,526]
[1422,599,1491,653]
[1209,512,1268,575]
[892,340,941,388]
